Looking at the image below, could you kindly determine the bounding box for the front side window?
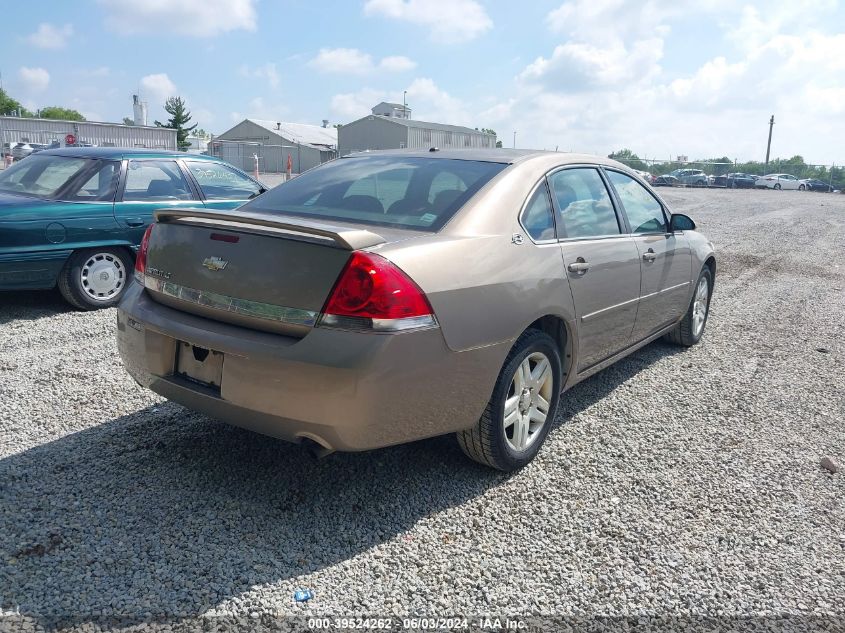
[185,160,262,200]
[0,155,118,201]
[242,156,506,231]
[520,183,556,241]
[548,168,620,239]
[606,170,667,233]
[123,160,192,201]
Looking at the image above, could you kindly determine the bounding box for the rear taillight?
[318,252,437,332]
[134,224,154,284]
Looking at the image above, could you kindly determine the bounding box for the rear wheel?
[58,247,133,310]
[774,183,781,190]
[799,184,806,191]
[696,179,706,187]
[457,329,561,471]
[665,268,712,347]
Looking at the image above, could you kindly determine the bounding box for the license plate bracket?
[176,341,223,389]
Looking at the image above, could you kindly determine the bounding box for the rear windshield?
[242,156,507,231]
[0,155,120,201]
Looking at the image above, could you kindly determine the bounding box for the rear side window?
[548,168,620,238]
[521,184,556,241]
[185,160,262,200]
[243,156,507,231]
[606,170,667,233]
[123,160,192,201]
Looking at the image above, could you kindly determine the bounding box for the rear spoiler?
[154,207,386,250]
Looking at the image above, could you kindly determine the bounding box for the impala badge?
[203,256,229,272]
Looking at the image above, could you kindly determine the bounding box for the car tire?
[665,268,712,347]
[774,183,781,190]
[57,247,133,311]
[457,329,562,471]
[799,184,805,191]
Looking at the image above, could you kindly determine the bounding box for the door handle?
[125,218,145,227]
[642,249,657,262]
[567,258,590,274]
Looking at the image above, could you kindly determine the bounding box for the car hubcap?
[81,253,126,301]
[503,352,553,452]
[692,277,709,337]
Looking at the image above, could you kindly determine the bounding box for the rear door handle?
[642,249,657,262]
[125,218,145,227]
[567,258,590,273]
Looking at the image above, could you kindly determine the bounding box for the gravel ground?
[1,188,844,630]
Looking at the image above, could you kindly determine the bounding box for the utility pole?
[513,131,516,149]
[403,90,407,119]
[765,115,774,168]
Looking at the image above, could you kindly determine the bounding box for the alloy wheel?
[503,352,554,452]
[692,276,709,337]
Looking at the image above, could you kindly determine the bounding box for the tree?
[154,96,197,151]
[479,128,503,148]
[0,88,31,117]
[608,148,647,172]
[122,117,135,126]
[39,106,85,121]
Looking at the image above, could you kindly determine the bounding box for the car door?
[182,159,265,211]
[113,158,202,245]
[548,166,641,372]
[782,175,799,190]
[604,169,693,342]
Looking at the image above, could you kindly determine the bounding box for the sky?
[2,0,843,164]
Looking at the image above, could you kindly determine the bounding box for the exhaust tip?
[300,437,335,460]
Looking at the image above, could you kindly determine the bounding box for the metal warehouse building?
[338,112,497,156]
[212,119,337,174]
[0,116,176,151]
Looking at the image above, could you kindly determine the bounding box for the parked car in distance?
[634,169,654,183]
[666,168,709,186]
[800,178,835,192]
[755,173,801,190]
[11,142,47,160]
[0,147,266,309]
[652,174,680,187]
[118,149,716,471]
[712,173,757,188]
[31,140,62,154]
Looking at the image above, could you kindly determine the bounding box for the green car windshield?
[243,156,507,232]
[0,155,120,202]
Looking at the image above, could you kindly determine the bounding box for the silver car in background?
[117,150,715,471]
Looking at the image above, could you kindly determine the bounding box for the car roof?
[340,148,627,168]
[36,147,217,161]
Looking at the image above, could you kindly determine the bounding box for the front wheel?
[665,268,712,347]
[57,247,133,310]
[457,329,562,471]
[774,183,781,190]
[798,184,805,191]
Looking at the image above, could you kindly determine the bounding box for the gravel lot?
[1,188,843,629]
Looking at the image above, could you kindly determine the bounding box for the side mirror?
[670,213,696,232]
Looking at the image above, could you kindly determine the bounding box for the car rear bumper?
[116,283,507,452]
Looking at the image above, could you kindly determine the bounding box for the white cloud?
[364,0,492,43]
[379,56,416,72]
[330,89,388,120]
[240,63,280,88]
[27,23,74,49]
[309,48,416,74]
[310,48,375,75]
[140,73,177,104]
[18,67,50,93]
[100,0,256,37]
[483,0,845,163]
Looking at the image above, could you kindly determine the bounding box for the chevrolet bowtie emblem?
[202,256,229,271]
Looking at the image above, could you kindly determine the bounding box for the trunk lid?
[141,207,415,336]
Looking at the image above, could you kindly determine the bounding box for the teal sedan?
[0,148,266,309]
